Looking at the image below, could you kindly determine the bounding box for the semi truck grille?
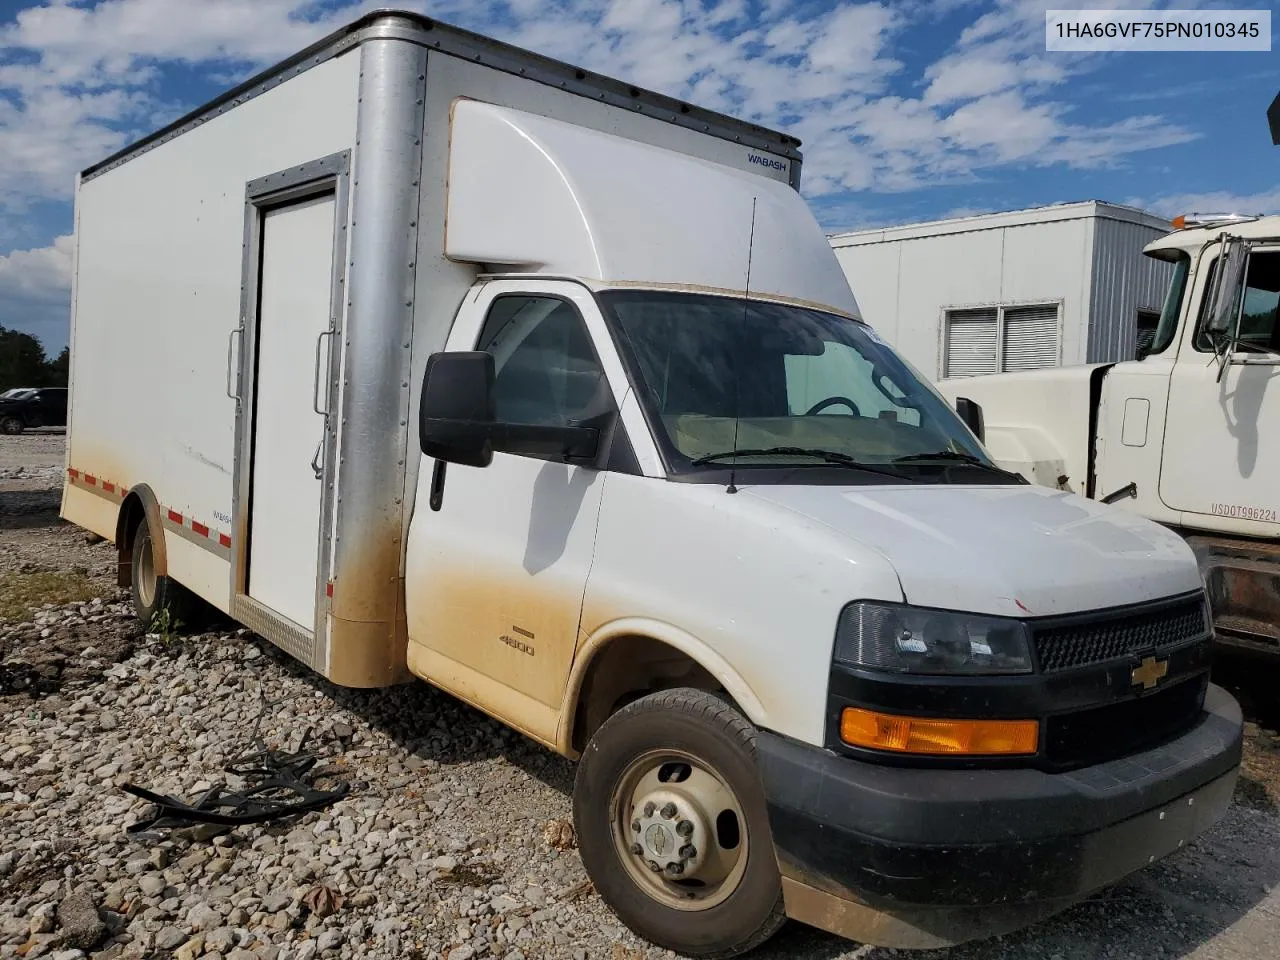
[1032,596,1209,673]
[1044,674,1208,770]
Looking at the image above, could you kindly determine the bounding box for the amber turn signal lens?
[840,707,1038,756]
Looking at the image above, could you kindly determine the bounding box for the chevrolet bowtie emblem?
[1131,656,1169,690]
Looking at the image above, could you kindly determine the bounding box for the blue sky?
[0,0,1277,352]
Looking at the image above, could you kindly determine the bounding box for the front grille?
[1044,674,1208,769]
[1032,596,1208,673]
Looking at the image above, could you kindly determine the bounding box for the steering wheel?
[804,396,861,416]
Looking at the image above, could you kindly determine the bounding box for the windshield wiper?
[894,450,988,465]
[894,450,1026,482]
[690,447,914,481]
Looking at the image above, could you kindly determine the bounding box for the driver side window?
[475,295,613,428]
[1195,251,1280,353]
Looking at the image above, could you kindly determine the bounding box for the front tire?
[0,416,23,435]
[573,688,786,959]
[130,519,199,629]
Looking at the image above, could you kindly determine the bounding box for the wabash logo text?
[748,153,787,172]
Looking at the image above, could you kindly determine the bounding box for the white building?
[828,201,1175,381]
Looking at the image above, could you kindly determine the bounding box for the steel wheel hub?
[610,748,749,911]
[628,788,709,878]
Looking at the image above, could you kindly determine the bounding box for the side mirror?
[418,350,603,467]
[1205,237,1250,339]
[955,397,984,443]
[419,351,496,468]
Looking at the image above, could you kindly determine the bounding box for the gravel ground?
[2,433,1279,960]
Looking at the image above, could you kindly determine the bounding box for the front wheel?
[573,688,786,959]
[0,416,23,435]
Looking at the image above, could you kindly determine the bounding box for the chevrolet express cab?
[62,11,1242,956]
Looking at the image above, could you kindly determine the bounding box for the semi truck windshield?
[600,290,991,479]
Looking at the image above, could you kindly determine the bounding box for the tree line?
[0,326,69,392]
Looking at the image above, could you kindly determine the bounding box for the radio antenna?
[727,198,758,495]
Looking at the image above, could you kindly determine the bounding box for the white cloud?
[1136,188,1280,220]
[0,0,1205,216]
[0,234,73,352]
[0,0,1221,346]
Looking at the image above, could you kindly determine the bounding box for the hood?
[933,365,1111,495]
[744,483,1201,618]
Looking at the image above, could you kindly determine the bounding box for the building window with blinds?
[942,302,1061,378]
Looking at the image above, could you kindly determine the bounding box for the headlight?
[834,601,1033,675]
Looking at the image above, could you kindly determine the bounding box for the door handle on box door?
[225,326,243,400]
[311,439,324,480]
[313,329,334,416]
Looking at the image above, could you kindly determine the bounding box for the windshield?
[600,291,992,481]
[1146,252,1190,356]
[0,388,33,399]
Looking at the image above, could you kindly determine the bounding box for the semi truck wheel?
[573,688,786,959]
[130,519,199,629]
[0,416,23,434]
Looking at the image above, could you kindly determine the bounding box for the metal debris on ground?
[121,690,351,832]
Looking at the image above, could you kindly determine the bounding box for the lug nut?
[660,802,677,819]
[630,843,643,856]
[648,860,661,873]
[665,862,684,876]
[643,802,656,817]
[679,844,696,859]
[676,819,694,837]
[631,820,641,833]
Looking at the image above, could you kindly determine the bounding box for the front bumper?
[756,683,1243,948]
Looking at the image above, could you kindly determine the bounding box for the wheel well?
[571,636,730,753]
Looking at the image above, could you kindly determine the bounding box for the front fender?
[558,616,767,756]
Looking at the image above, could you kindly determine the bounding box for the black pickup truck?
[0,387,68,433]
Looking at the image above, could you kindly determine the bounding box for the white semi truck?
[63,10,1241,956]
[938,213,1280,659]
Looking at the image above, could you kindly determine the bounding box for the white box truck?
[63,10,1242,956]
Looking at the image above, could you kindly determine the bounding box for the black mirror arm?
[489,423,599,461]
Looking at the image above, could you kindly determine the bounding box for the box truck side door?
[1160,243,1280,528]
[405,279,621,747]
[244,194,337,631]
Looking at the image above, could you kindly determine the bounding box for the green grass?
[0,570,98,622]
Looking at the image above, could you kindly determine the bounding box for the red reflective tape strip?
[66,471,226,549]
[326,582,333,597]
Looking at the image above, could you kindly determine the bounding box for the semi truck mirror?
[1205,238,1250,339]
[419,351,496,468]
[955,397,984,443]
